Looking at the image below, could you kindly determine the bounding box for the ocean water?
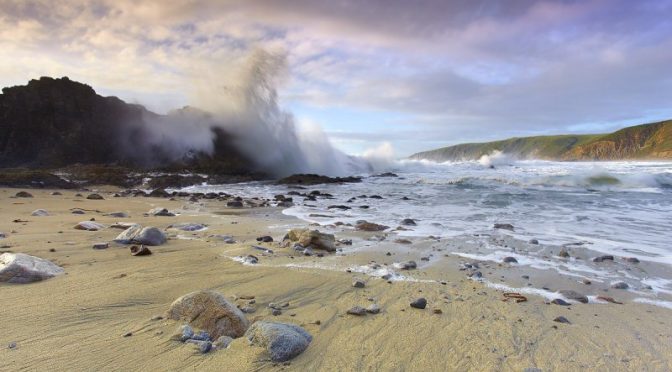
[181,160,672,308]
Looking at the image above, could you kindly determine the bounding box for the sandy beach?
[1,186,671,371]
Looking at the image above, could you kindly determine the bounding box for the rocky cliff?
[0,77,256,174]
[410,120,672,162]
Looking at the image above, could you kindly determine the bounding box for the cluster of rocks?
[165,290,311,361]
[282,228,336,253]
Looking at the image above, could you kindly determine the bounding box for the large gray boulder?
[245,321,312,362]
[74,221,105,231]
[284,228,336,252]
[0,253,64,283]
[114,225,166,246]
[166,290,249,339]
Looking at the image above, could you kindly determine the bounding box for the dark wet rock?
[148,188,170,198]
[191,330,212,342]
[327,205,351,210]
[245,321,312,362]
[242,255,259,264]
[148,207,175,217]
[285,229,336,252]
[558,249,570,258]
[92,242,109,250]
[467,271,483,278]
[338,239,352,246]
[166,290,250,339]
[130,245,152,256]
[559,290,589,303]
[0,253,65,283]
[31,209,49,216]
[227,201,244,208]
[400,218,417,226]
[528,239,539,245]
[277,201,294,207]
[240,306,256,314]
[74,221,105,231]
[582,279,592,285]
[172,324,195,342]
[494,223,514,231]
[187,340,213,354]
[257,235,273,243]
[593,255,614,262]
[14,191,33,198]
[410,298,427,309]
[366,304,381,314]
[625,257,640,263]
[271,308,282,316]
[347,306,367,316]
[503,256,518,263]
[86,193,104,200]
[522,275,530,279]
[611,281,629,290]
[277,174,361,185]
[352,279,365,288]
[355,221,389,232]
[551,299,571,306]
[369,195,383,199]
[51,191,62,195]
[71,209,85,214]
[359,205,370,209]
[394,261,417,270]
[372,172,398,177]
[395,238,412,245]
[553,316,570,324]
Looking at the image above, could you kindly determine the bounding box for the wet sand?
[1,187,671,371]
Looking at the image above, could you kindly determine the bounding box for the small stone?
[366,304,380,314]
[494,223,514,231]
[87,193,104,200]
[213,336,233,349]
[352,279,365,288]
[256,235,273,243]
[582,279,592,285]
[593,255,614,263]
[400,218,417,226]
[123,332,133,337]
[15,191,33,198]
[347,306,367,316]
[130,245,152,256]
[611,281,629,290]
[551,299,571,306]
[191,330,212,341]
[410,298,427,309]
[150,315,163,321]
[528,239,539,245]
[522,275,530,279]
[92,242,109,250]
[173,324,195,342]
[625,257,640,263]
[558,249,570,258]
[559,290,588,304]
[553,316,570,324]
[8,342,17,349]
[432,308,442,314]
[271,308,282,316]
[394,261,417,270]
[240,306,256,314]
[503,256,518,263]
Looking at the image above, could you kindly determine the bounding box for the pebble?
[559,290,588,304]
[213,336,233,349]
[502,257,518,263]
[92,242,109,250]
[123,332,133,337]
[86,193,104,200]
[130,245,152,256]
[347,306,367,316]
[558,249,570,258]
[432,308,443,314]
[528,239,539,245]
[175,324,194,342]
[593,255,614,263]
[191,331,212,341]
[352,279,366,288]
[256,235,273,243]
[150,315,163,321]
[271,309,282,316]
[551,299,571,306]
[625,257,640,264]
[8,342,17,349]
[410,298,427,309]
[611,281,629,290]
[553,316,571,324]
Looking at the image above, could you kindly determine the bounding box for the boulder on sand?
[148,207,175,217]
[31,209,49,216]
[245,321,312,362]
[284,228,336,252]
[114,225,167,246]
[74,221,105,231]
[0,253,64,283]
[166,290,250,339]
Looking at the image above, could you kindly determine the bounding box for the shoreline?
[1,186,671,371]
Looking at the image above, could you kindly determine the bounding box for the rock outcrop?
[166,290,250,339]
[0,253,64,283]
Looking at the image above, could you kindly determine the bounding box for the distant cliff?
[410,120,672,162]
[0,77,255,174]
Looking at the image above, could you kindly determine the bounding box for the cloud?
[0,0,670,156]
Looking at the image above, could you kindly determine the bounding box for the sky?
[1,0,671,157]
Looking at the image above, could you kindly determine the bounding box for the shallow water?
[181,160,672,308]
